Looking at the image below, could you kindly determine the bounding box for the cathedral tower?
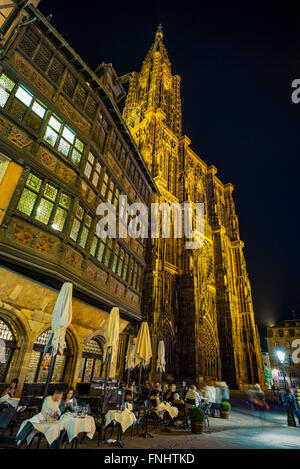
[123,26,264,388]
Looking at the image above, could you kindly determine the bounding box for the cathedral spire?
[155,24,163,42]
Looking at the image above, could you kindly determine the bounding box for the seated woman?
[8,378,18,397]
[59,387,78,414]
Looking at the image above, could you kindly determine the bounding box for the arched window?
[25,329,70,384]
[0,318,17,382]
[79,338,104,383]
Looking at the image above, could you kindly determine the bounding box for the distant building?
[261,352,272,389]
[266,319,300,390]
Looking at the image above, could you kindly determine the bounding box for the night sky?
[39,0,300,349]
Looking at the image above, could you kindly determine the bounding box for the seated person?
[41,385,64,421]
[185,385,201,406]
[0,385,14,411]
[149,389,161,407]
[163,384,177,403]
[59,387,78,414]
[9,378,18,397]
[41,385,66,449]
[125,380,134,402]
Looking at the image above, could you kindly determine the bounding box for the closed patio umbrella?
[125,336,136,385]
[157,340,166,381]
[134,321,152,436]
[43,282,73,397]
[103,306,120,379]
[134,321,152,384]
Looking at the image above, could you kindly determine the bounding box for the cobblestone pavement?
[75,409,300,450]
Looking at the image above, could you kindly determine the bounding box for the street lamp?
[276,349,294,426]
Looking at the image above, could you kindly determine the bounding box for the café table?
[60,413,96,443]
[17,413,64,447]
[104,409,136,447]
[155,402,178,420]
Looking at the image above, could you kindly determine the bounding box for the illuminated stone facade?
[123,26,264,388]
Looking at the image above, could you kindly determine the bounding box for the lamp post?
[276,349,295,427]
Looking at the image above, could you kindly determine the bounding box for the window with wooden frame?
[69,204,92,249]
[17,172,71,231]
[7,83,47,133]
[0,72,16,108]
[84,152,102,188]
[43,114,85,166]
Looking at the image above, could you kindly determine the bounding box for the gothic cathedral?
[123,26,264,388]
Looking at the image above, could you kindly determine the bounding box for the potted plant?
[189,407,205,434]
[220,401,231,419]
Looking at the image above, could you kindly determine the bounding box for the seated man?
[185,385,201,407]
[41,385,64,420]
[41,385,65,449]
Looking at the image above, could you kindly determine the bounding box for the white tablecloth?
[17,413,64,445]
[105,409,136,433]
[60,414,96,442]
[155,402,178,420]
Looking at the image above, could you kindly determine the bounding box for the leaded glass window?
[112,244,119,273]
[0,318,17,382]
[17,172,71,232]
[7,83,47,132]
[100,172,109,198]
[70,205,91,249]
[0,73,15,108]
[25,329,69,384]
[44,114,85,166]
[90,234,112,267]
[80,338,104,383]
[84,152,102,188]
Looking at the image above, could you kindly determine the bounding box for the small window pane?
[88,152,94,164]
[90,236,98,256]
[79,226,89,249]
[35,198,54,224]
[71,149,82,166]
[70,218,81,241]
[92,173,99,187]
[75,138,84,151]
[97,241,105,262]
[0,74,15,92]
[15,85,33,107]
[49,116,62,132]
[44,183,58,202]
[58,138,71,157]
[62,126,75,144]
[44,126,58,146]
[32,101,46,118]
[0,89,9,107]
[59,193,71,209]
[52,207,67,231]
[17,188,37,215]
[26,173,42,192]
[84,162,92,179]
